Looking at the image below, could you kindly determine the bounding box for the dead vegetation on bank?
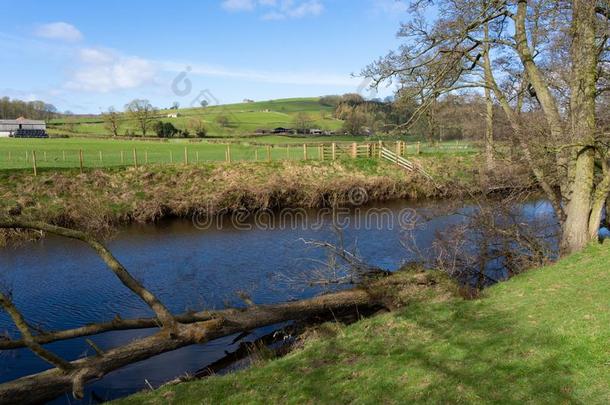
[0,157,492,243]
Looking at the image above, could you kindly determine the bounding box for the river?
[0,199,557,403]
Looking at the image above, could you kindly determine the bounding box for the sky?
[0,0,410,114]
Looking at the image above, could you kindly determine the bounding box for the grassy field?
[0,137,477,170]
[117,243,610,404]
[47,98,345,137]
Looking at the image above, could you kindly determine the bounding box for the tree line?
[316,92,514,139]
[0,97,59,121]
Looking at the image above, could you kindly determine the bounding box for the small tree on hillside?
[125,99,157,136]
[102,107,122,137]
[216,114,230,128]
[188,118,208,138]
[293,112,314,134]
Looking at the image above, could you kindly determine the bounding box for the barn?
[0,117,47,138]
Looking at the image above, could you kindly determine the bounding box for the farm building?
[0,117,47,138]
[273,127,295,134]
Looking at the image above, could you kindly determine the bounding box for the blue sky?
[0,0,409,113]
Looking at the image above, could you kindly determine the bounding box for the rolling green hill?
[48,97,344,137]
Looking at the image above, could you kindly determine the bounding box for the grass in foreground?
[117,243,610,404]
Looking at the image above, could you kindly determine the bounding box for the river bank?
[116,242,610,404]
[0,155,506,243]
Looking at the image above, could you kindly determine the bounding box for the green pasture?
[0,137,478,171]
[47,98,343,137]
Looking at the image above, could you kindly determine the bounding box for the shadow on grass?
[265,299,577,404]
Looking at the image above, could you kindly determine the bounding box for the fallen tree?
[0,220,393,404]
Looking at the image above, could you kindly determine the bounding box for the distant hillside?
[48,97,344,137]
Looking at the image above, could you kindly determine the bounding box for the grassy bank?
[0,156,477,241]
[117,242,610,404]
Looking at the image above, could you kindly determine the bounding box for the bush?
[216,115,230,128]
[153,121,178,138]
[195,127,207,138]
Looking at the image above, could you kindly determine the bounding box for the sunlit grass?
[117,243,610,404]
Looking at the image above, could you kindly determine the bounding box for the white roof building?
[0,117,46,137]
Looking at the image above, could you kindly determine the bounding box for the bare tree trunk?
[561,0,599,253]
[514,1,565,142]
[0,288,384,404]
[0,220,402,403]
[483,22,495,172]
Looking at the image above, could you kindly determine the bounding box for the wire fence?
[0,141,477,174]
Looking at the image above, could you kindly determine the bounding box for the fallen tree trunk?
[0,288,382,404]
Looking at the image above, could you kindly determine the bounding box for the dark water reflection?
[0,199,556,403]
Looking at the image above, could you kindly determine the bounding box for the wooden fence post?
[378,140,383,158]
[303,144,307,160]
[79,149,84,173]
[62,150,66,162]
[396,141,401,157]
[184,147,188,165]
[133,148,138,168]
[320,144,324,161]
[255,149,259,161]
[226,144,232,163]
[196,151,200,163]
[267,145,271,162]
[120,150,124,164]
[417,141,421,155]
[32,151,37,176]
[352,142,357,158]
[332,143,336,161]
[43,151,47,162]
[99,151,103,164]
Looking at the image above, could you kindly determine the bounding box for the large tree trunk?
[560,0,599,253]
[0,287,384,404]
[483,22,495,172]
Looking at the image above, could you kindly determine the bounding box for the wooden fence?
[1,140,475,176]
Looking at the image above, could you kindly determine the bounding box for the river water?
[0,199,556,403]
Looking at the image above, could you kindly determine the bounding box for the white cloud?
[261,11,286,20]
[223,0,324,19]
[221,0,255,11]
[65,48,156,92]
[371,0,408,14]
[35,22,83,42]
[284,0,324,18]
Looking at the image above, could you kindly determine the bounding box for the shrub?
[153,121,178,138]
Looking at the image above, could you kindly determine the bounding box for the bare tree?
[124,99,156,136]
[102,107,121,137]
[293,112,314,134]
[364,0,610,254]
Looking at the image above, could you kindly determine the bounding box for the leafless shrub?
[403,189,557,289]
